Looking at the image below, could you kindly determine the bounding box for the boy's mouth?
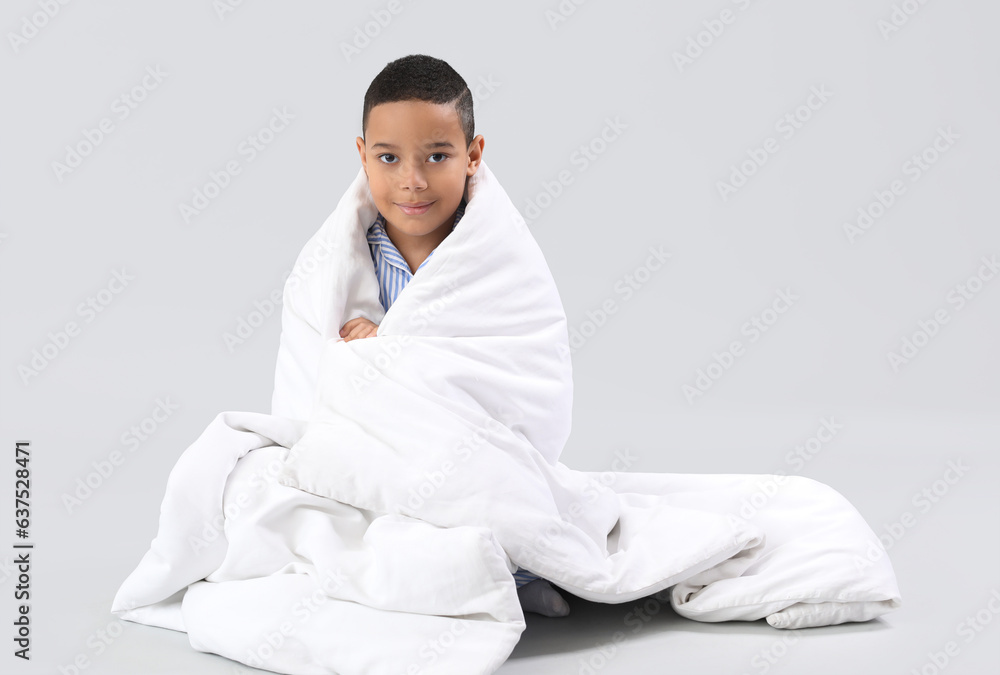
[396,200,435,215]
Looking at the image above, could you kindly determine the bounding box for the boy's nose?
[398,163,428,189]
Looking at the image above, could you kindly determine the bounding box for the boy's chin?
[386,222,449,237]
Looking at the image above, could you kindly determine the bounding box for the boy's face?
[357,100,484,240]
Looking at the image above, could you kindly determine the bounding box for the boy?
[273,54,569,618]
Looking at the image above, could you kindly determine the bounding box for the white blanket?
[112,161,901,675]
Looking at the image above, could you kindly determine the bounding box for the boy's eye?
[376,153,448,164]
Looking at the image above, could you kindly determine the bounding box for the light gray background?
[1,0,998,673]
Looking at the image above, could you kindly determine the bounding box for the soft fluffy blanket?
[112,161,901,675]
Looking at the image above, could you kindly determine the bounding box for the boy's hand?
[339,317,379,342]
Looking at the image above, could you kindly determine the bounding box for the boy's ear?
[356,136,368,176]
[466,134,485,176]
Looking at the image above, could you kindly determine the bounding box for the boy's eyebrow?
[370,141,456,150]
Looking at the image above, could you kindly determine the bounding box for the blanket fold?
[112,161,900,675]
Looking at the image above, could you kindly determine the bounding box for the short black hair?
[362,54,474,149]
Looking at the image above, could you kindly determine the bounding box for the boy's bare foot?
[517,579,570,617]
